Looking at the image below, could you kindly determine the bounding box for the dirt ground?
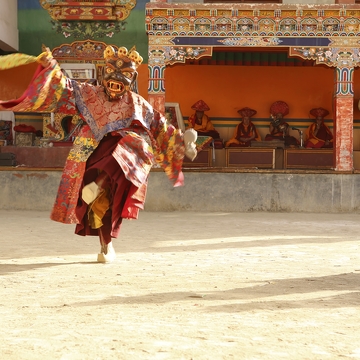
[0,210,360,360]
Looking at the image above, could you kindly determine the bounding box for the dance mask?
[102,46,143,100]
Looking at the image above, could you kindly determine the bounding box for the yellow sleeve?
[205,116,215,131]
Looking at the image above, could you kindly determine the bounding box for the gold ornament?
[103,45,143,68]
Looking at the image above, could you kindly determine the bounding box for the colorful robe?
[188,113,214,132]
[305,122,333,148]
[187,113,220,139]
[265,121,299,146]
[0,52,185,226]
[225,121,261,147]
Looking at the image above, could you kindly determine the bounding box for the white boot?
[82,181,100,204]
[97,241,116,263]
[184,129,198,161]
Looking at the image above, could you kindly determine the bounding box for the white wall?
[0,0,18,51]
[1,169,360,213]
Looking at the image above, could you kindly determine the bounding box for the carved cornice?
[51,40,120,84]
[52,39,116,63]
[146,4,360,37]
[40,0,136,21]
[290,47,360,68]
[149,44,212,66]
[146,3,360,67]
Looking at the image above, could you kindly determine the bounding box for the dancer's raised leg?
[97,227,116,263]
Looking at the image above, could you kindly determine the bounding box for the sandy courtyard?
[0,210,359,360]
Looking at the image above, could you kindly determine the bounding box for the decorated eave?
[51,40,120,84]
[145,3,360,67]
[40,0,136,21]
[52,40,115,63]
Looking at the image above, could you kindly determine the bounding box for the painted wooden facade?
[2,1,360,171]
[145,2,360,171]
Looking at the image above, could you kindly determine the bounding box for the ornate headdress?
[310,107,329,119]
[191,100,210,111]
[270,101,289,117]
[238,107,257,118]
[103,45,143,68]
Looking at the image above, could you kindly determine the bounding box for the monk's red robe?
[225,121,261,147]
[187,113,220,139]
[305,123,333,148]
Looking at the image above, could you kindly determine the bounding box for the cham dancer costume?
[0,46,197,262]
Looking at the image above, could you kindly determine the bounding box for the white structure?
[0,0,18,51]
[60,63,97,82]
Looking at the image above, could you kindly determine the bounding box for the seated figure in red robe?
[225,107,261,147]
[265,100,299,147]
[187,100,220,139]
[305,107,333,148]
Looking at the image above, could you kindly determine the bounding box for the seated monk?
[187,99,220,139]
[305,107,333,148]
[225,107,261,147]
[265,100,299,147]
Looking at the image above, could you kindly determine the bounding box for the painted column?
[289,46,360,172]
[333,66,354,171]
[147,45,166,113]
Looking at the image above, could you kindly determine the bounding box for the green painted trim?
[184,117,337,128]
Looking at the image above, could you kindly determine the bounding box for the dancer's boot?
[97,240,116,263]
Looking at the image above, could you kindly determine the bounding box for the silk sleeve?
[0,51,76,114]
[149,110,185,187]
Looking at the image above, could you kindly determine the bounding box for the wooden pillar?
[333,66,354,171]
[147,46,166,113]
